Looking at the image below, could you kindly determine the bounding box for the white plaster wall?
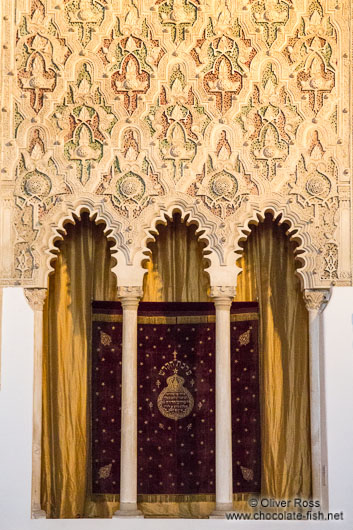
[0,286,352,530]
[322,286,353,523]
[0,287,34,530]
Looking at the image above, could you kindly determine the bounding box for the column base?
[31,507,47,519]
[209,503,234,519]
[113,503,144,518]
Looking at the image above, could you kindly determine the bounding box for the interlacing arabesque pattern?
[0,0,351,288]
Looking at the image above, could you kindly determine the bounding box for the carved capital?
[211,286,236,309]
[210,286,236,299]
[24,288,47,311]
[303,289,331,313]
[118,286,143,309]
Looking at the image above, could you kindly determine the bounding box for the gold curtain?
[42,214,119,518]
[143,213,210,302]
[235,215,311,499]
[42,213,311,518]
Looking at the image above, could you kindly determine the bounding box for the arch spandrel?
[0,0,351,289]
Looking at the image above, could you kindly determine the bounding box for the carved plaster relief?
[0,0,351,290]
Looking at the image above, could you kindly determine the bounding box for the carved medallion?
[118,173,145,199]
[305,172,331,198]
[22,170,52,198]
[211,171,238,198]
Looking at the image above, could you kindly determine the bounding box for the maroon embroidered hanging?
[91,301,260,496]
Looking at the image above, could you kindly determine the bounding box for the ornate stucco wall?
[0,0,351,289]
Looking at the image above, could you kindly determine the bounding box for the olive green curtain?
[42,213,311,518]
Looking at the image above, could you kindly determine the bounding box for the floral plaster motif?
[65,0,107,48]
[157,0,199,43]
[98,17,165,115]
[191,7,257,114]
[235,63,303,180]
[250,0,292,48]
[15,129,70,224]
[16,0,71,113]
[96,129,164,218]
[289,130,338,225]
[188,130,258,218]
[282,0,336,115]
[145,65,211,182]
[14,129,70,279]
[52,63,117,184]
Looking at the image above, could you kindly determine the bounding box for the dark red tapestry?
[91,302,260,496]
[91,316,122,494]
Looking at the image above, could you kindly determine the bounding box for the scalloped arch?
[134,197,240,286]
[233,201,317,289]
[36,198,129,287]
[140,199,221,260]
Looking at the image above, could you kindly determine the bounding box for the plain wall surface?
[322,286,353,520]
[0,286,352,530]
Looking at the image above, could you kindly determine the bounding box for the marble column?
[114,286,144,518]
[24,288,48,519]
[303,289,330,509]
[210,286,236,518]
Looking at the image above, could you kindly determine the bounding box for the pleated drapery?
[41,213,311,518]
[42,215,118,518]
[143,213,210,303]
[235,215,311,499]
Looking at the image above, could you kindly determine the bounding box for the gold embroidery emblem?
[240,466,254,482]
[157,351,194,421]
[238,329,251,346]
[98,463,112,479]
[100,331,112,346]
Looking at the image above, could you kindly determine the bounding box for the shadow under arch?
[142,211,211,302]
[42,212,119,519]
[235,213,312,500]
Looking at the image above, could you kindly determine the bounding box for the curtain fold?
[42,214,119,518]
[42,212,311,518]
[142,214,210,302]
[235,215,311,499]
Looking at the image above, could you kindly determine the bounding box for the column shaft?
[24,288,47,519]
[304,289,330,508]
[114,287,143,518]
[210,286,235,517]
[308,308,321,500]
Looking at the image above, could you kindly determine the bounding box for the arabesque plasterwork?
[0,0,351,291]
